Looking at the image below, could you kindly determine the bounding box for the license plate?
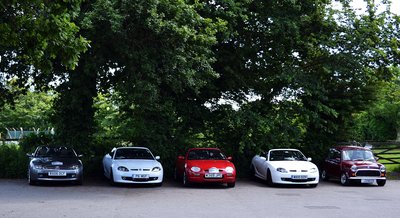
[361,179,375,184]
[133,174,149,179]
[48,171,66,176]
[291,175,308,180]
[205,173,223,178]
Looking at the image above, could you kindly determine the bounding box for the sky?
[351,0,400,15]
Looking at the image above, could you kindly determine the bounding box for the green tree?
[0,89,55,133]
[0,0,88,106]
[352,68,400,141]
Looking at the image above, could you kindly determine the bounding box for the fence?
[368,141,400,165]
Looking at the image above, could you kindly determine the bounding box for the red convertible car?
[174,148,236,187]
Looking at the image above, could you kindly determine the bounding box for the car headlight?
[380,165,386,172]
[191,166,201,173]
[70,165,80,170]
[225,167,234,173]
[350,165,357,172]
[309,168,317,173]
[33,165,43,169]
[117,166,129,172]
[152,167,162,172]
[276,168,288,173]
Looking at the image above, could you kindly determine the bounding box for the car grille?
[281,178,316,182]
[289,170,308,172]
[122,176,158,181]
[43,166,72,170]
[131,169,151,171]
[356,170,380,177]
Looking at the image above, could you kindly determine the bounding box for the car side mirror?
[260,156,267,161]
[78,154,83,158]
[155,156,160,160]
[307,157,312,162]
[375,156,379,161]
[178,155,185,160]
[26,153,33,157]
[227,156,233,161]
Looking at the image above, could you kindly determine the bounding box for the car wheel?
[183,171,190,187]
[110,168,115,186]
[377,180,386,187]
[28,170,36,186]
[173,168,178,181]
[250,164,256,178]
[266,170,274,187]
[76,179,83,186]
[340,173,350,186]
[309,184,318,188]
[321,169,329,181]
[227,182,235,188]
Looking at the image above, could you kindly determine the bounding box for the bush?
[0,144,27,178]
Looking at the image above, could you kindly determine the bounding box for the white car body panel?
[251,149,319,185]
[102,147,163,184]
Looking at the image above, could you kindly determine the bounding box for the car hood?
[113,159,162,169]
[342,160,381,169]
[187,160,235,170]
[268,161,317,170]
[31,157,81,166]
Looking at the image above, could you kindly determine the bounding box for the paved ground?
[0,178,399,218]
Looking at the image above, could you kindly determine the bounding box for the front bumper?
[274,172,319,185]
[187,172,236,184]
[30,169,83,182]
[113,170,163,184]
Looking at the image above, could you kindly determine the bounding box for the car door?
[254,152,268,179]
[324,148,341,178]
[103,150,115,177]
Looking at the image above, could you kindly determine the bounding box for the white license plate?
[48,171,67,176]
[291,175,308,180]
[361,179,375,184]
[205,173,223,178]
[133,174,149,179]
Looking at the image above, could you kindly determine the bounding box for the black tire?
[173,168,178,181]
[266,170,274,187]
[250,164,256,178]
[309,183,318,188]
[340,173,350,186]
[109,168,115,186]
[183,171,190,187]
[28,169,36,185]
[321,169,329,181]
[76,179,83,186]
[155,182,163,187]
[377,180,386,187]
[227,182,236,188]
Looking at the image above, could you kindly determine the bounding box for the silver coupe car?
[27,146,83,185]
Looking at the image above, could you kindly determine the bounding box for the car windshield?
[269,150,307,161]
[187,149,226,160]
[342,149,375,161]
[35,147,77,158]
[114,148,154,160]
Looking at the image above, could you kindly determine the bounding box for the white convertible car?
[103,147,163,185]
[251,149,319,187]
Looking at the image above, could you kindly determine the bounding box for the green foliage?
[19,132,55,154]
[0,90,55,134]
[0,144,27,178]
[351,70,400,141]
[0,0,89,106]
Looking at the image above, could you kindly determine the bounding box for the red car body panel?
[175,148,236,184]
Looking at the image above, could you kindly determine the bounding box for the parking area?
[0,178,399,218]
